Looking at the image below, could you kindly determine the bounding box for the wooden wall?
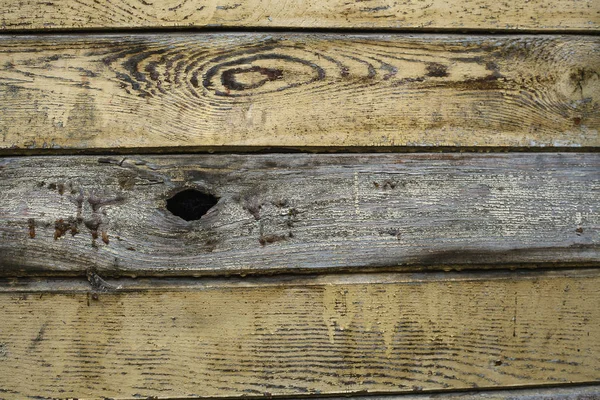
[0,1,598,399]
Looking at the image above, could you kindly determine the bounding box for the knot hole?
[166,189,219,221]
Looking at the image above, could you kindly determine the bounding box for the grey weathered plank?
[0,269,599,399]
[0,153,597,277]
[320,384,600,400]
[0,34,599,152]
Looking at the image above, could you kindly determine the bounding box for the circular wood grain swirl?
[0,35,597,150]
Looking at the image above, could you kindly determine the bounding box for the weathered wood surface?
[1,0,598,31]
[0,34,598,152]
[0,269,598,399]
[318,385,600,400]
[1,153,598,277]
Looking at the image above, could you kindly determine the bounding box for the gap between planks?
[1,268,599,293]
[310,384,600,400]
[15,383,597,400]
[3,27,600,36]
[2,145,600,157]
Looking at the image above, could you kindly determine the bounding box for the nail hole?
[166,189,219,221]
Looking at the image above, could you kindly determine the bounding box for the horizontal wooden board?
[312,385,600,400]
[1,0,598,31]
[0,269,598,399]
[0,34,598,152]
[0,153,598,277]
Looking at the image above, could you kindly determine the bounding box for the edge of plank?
[1,268,599,293]
[2,146,600,157]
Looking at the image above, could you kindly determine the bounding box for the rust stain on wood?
[0,153,597,277]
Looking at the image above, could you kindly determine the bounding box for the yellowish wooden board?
[0,270,599,399]
[0,34,598,151]
[0,0,598,31]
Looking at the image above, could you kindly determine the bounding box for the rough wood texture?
[0,270,598,399]
[0,0,598,31]
[0,34,598,152]
[320,385,600,400]
[1,153,597,277]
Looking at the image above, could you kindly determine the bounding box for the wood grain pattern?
[0,269,598,399]
[1,153,598,277]
[319,385,600,400]
[1,0,598,31]
[0,34,598,152]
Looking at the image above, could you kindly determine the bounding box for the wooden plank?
[0,34,598,152]
[319,384,600,400]
[0,0,598,32]
[1,153,598,277]
[0,269,598,399]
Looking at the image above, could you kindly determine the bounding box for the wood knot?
[202,52,325,97]
[221,66,283,91]
[558,67,600,103]
[425,62,449,78]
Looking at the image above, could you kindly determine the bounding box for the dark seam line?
[0,26,599,36]
[1,146,600,157]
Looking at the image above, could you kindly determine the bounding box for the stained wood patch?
[1,153,598,277]
[0,34,598,151]
[0,0,598,31]
[0,270,598,399]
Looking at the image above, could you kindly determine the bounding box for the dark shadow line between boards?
[1,26,599,37]
[2,146,600,157]
[2,264,600,290]
[86,382,600,400]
